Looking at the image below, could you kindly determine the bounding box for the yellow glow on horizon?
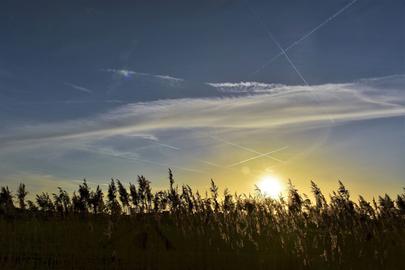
[257,174,284,198]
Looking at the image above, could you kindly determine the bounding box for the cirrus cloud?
[1,75,404,149]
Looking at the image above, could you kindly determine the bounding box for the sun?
[257,175,284,198]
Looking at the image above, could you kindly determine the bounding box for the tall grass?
[0,170,404,269]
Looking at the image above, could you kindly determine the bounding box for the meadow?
[0,170,404,269]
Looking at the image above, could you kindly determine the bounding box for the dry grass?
[0,170,404,269]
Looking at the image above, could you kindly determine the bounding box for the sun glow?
[257,175,284,198]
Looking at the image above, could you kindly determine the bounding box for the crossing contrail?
[227,146,288,167]
[208,134,286,163]
[245,2,310,86]
[245,1,337,124]
[250,0,359,77]
[249,0,358,76]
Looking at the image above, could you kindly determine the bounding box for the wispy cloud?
[64,82,93,93]
[1,75,404,149]
[105,69,184,82]
[1,75,404,190]
[207,82,284,93]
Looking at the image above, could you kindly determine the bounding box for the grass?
[0,170,404,269]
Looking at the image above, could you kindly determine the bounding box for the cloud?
[154,75,184,82]
[1,74,404,187]
[64,82,93,93]
[1,75,404,149]
[105,69,184,82]
[207,82,285,93]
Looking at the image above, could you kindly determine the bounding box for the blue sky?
[0,0,404,197]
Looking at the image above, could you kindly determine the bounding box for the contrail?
[208,134,285,163]
[267,30,310,86]
[64,82,93,94]
[245,2,309,86]
[153,142,181,151]
[137,137,226,168]
[82,138,226,173]
[134,141,181,151]
[227,146,288,167]
[81,146,206,175]
[197,159,226,168]
[250,0,359,77]
[246,2,336,124]
[14,100,125,105]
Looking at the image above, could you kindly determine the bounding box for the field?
[0,171,404,269]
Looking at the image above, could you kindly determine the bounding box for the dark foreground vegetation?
[0,170,404,270]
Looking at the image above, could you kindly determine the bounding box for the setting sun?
[257,175,284,198]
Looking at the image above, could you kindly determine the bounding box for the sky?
[0,0,404,199]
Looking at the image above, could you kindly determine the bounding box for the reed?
[0,170,404,269]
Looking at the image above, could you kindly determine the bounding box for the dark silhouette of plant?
[378,194,395,217]
[311,180,326,210]
[107,179,121,215]
[137,175,152,212]
[330,181,354,216]
[396,190,405,215]
[53,187,71,215]
[16,183,28,210]
[129,182,139,214]
[223,188,234,212]
[89,185,104,214]
[0,186,14,213]
[116,180,129,214]
[36,192,54,212]
[288,180,302,213]
[26,200,38,211]
[358,195,375,218]
[0,172,404,270]
[78,179,91,212]
[168,169,180,211]
[210,179,219,212]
